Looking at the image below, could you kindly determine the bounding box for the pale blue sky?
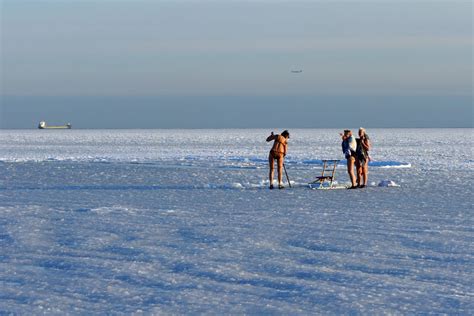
[0,0,472,128]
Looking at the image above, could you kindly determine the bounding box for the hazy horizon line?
[1,127,472,130]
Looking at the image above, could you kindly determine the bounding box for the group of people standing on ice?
[341,128,371,189]
[266,128,371,189]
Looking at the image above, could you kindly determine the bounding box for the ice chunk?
[378,180,400,187]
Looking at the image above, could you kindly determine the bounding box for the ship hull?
[38,126,72,129]
[38,121,72,129]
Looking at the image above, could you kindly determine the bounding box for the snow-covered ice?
[0,129,472,314]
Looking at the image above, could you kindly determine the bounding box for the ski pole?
[283,163,292,188]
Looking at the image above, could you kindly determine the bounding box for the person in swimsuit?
[266,130,289,189]
[355,127,371,188]
[341,129,357,189]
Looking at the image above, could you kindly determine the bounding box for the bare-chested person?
[266,130,289,189]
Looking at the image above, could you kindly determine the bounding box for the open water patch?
[0,156,411,169]
[2,183,267,192]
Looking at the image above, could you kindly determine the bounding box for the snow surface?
[0,129,472,314]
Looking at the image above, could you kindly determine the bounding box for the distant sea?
[0,129,472,314]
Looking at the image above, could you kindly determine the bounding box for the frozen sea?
[0,129,472,314]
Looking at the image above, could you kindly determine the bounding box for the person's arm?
[362,138,371,151]
[266,132,277,142]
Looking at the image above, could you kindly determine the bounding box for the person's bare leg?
[347,157,356,187]
[277,156,284,187]
[355,160,361,186]
[268,154,275,188]
[363,162,369,186]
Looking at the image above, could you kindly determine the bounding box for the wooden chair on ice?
[309,159,340,189]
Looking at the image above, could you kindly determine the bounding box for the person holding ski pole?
[266,130,290,189]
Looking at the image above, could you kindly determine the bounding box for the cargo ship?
[38,121,72,129]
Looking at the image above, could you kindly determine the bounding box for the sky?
[0,0,472,128]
